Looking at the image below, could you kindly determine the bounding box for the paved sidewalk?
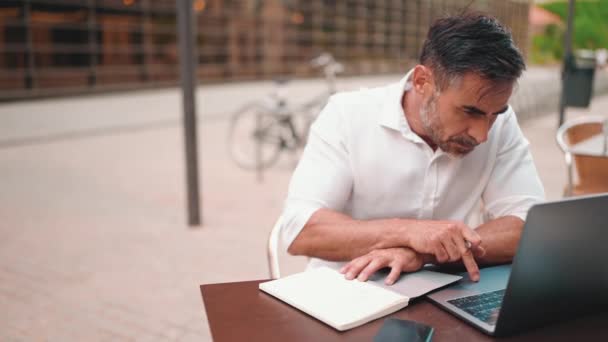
[1,71,607,341]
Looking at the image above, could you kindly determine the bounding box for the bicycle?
[227,53,344,174]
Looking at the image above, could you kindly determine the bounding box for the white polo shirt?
[280,71,545,270]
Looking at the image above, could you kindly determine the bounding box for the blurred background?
[0,0,531,97]
[0,0,607,341]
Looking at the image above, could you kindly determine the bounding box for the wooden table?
[201,280,608,341]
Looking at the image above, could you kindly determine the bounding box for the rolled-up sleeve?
[483,111,545,222]
[280,95,353,248]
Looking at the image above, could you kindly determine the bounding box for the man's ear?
[412,65,435,95]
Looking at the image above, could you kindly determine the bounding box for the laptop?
[427,194,608,336]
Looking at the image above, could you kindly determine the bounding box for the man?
[279,13,545,285]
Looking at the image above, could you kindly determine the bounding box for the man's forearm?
[287,208,410,261]
[474,215,524,264]
[422,215,524,268]
[287,208,488,263]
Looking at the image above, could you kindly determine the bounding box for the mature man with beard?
[279,13,545,285]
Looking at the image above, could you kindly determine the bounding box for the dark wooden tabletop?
[201,279,608,342]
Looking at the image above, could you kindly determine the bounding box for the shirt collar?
[378,68,421,142]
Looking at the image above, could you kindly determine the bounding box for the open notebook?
[259,267,461,331]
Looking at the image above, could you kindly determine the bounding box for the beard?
[419,92,478,157]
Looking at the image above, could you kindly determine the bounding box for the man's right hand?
[404,220,483,281]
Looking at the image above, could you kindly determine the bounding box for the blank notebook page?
[259,267,409,331]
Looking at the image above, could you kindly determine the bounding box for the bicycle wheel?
[228,104,283,170]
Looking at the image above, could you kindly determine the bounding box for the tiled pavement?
[1,69,607,341]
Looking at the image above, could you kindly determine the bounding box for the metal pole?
[140,0,150,82]
[23,0,35,89]
[177,0,201,226]
[558,0,575,127]
[87,0,98,87]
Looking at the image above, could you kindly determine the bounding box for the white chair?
[267,216,282,279]
[556,116,608,196]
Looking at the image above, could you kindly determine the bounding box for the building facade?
[0,0,532,100]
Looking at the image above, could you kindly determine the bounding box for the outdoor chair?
[267,216,282,279]
[267,215,312,279]
[556,116,608,196]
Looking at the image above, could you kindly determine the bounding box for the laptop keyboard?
[447,289,505,326]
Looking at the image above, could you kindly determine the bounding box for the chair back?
[556,116,608,196]
[267,216,282,279]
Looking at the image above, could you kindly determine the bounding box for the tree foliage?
[531,0,608,64]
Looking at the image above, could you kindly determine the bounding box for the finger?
[452,235,470,256]
[340,261,352,278]
[442,238,461,262]
[461,250,480,282]
[459,226,482,247]
[434,245,449,263]
[472,245,486,258]
[357,259,385,282]
[385,263,402,285]
[345,257,370,280]
[340,260,356,275]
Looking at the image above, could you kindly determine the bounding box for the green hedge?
[531,0,608,64]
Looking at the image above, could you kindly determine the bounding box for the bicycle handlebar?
[310,52,344,76]
[310,52,333,67]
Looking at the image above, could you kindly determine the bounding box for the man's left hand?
[339,247,424,285]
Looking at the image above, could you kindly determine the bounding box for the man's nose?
[468,117,491,144]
